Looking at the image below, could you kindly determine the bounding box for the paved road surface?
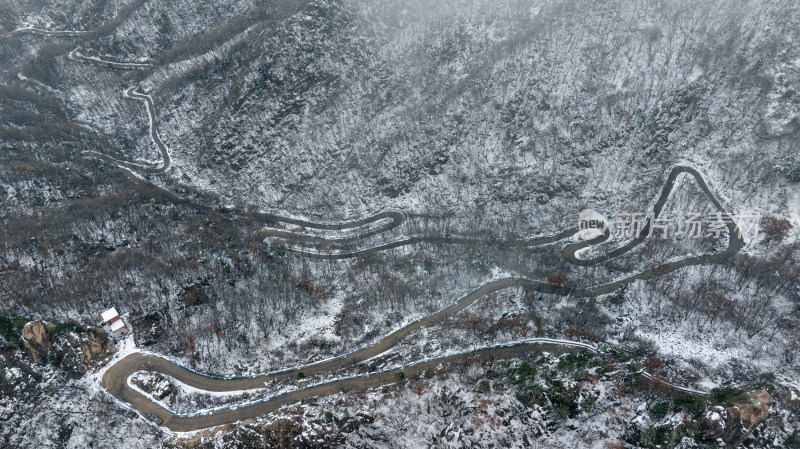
[104,340,594,432]
[82,88,170,173]
[100,165,741,431]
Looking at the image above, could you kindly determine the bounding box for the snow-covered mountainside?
[1,0,799,448]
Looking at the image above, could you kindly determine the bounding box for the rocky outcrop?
[736,389,773,431]
[700,406,727,440]
[18,320,116,373]
[22,321,54,347]
[80,327,115,366]
[781,389,800,412]
[700,390,774,442]
[21,320,55,362]
[183,282,209,305]
[22,341,41,363]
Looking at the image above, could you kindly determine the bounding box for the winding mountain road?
[560,166,744,265]
[68,49,154,69]
[101,165,742,432]
[2,27,89,38]
[258,210,407,245]
[9,8,742,436]
[105,340,597,432]
[82,88,170,173]
[70,52,741,428]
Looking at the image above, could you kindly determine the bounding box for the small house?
[101,307,129,338]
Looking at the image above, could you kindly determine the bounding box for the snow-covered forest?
[1,0,799,447]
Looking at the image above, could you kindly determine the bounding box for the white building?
[101,307,129,338]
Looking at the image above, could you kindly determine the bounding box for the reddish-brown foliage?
[645,355,663,370]
[547,273,569,285]
[298,280,328,301]
[761,216,793,243]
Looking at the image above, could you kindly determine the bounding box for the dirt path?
[3,27,89,38]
